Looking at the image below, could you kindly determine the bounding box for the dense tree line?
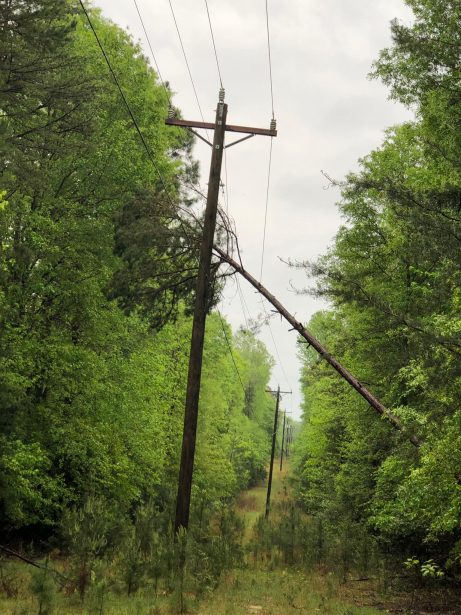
[0,1,276,537]
[293,0,461,568]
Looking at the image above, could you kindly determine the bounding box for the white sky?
[94,0,414,420]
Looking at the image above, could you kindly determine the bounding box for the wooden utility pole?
[280,410,286,471]
[172,97,227,535]
[167,94,277,535]
[265,387,291,518]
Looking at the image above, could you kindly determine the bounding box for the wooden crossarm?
[165,117,277,137]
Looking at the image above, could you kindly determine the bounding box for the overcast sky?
[94,0,414,419]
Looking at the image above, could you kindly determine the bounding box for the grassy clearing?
[197,569,382,615]
[0,565,383,615]
[1,459,457,614]
[236,458,291,539]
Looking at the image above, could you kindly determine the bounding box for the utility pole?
[167,93,277,535]
[280,410,286,471]
[214,246,422,448]
[265,387,291,518]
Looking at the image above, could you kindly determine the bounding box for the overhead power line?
[257,0,288,391]
[78,0,176,210]
[217,307,245,393]
[223,146,230,214]
[265,0,275,119]
[217,306,268,430]
[133,0,187,143]
[133,0,171,107]
[259,137,273,282]
[168,0,208,134]
[236,277,250,330]
[266,314,291,391]
[204,0,223,88]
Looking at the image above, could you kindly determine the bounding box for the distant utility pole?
[167,91,277,535]
[286,423,291,458]
[280,410,286,471]
[280,410,292,469]
[265,387,291,518]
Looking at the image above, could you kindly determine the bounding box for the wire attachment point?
[270,118,276,131]
[219,88,225,103]
[168,106,175,119]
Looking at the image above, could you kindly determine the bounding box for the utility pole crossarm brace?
[225,134,255,149]
[187,127,213,147]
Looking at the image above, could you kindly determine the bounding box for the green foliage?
[52,495,246,610]
[0,1,275,535]
[291,0,461,576]
[249,506,381,581]
[29,559,56,615]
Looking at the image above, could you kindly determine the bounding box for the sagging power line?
[79,0,177,211]
[133,0,171,108]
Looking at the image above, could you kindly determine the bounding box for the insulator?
[270,118,276,131]
[219,88,225,103]
[168,106,175,119]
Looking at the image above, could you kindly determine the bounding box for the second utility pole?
[265,387,291,518]
[280,410,286,471]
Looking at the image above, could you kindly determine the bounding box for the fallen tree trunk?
[215,246,420,448]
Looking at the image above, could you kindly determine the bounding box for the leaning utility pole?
[265,387,291,518]
[280,410,286,471]
[214,245,421,448]
[167,92,277,535]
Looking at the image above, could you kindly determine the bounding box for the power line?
[236,277,250,330]
[221,149,254,335]
[217,306,268,430]
[204,0,223,88]
[264,0,275,119]
[258,1,286,390]
[79,0,177,210]
[133,0,187,144]
[218,307,269,431]
[223,145,229,215]
[133,0,171,108]
[217,308,246,393]
[259,136,273,282]
[265,308,291,391]
[168,0,209,139]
